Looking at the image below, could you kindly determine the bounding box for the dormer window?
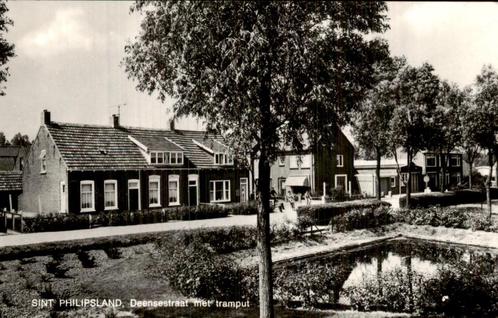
[214,153,233,165]
[150,151,183,165]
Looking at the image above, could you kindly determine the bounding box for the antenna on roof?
[108,103,127,117]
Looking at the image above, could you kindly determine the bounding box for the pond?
[273,237,498,315]
[141,238,498,317]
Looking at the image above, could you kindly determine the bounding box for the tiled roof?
[126,128,222,168]
[0,171,22,191]
[46,123,148,170]
[0,147,20,157]
[46,122,226,170]
[0,158,15,171]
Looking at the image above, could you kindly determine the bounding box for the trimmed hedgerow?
[22,205,229,233]
[224,201,259,215]
[297,199,391,227]
[393,207,496,231]
[331,206,394,232]
[399,189,485,208]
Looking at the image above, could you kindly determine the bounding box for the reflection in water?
[274,238,498,313]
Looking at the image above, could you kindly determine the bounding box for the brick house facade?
[255,129,356,197]
[21,110,249,214]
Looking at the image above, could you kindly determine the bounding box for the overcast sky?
[1,1,498,140]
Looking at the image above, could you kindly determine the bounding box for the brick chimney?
[112,114,120,128]
[41,110,51,125]
[168,118,175,131]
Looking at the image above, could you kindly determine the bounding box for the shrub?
[399,190,484,208]
[158,238,247,300]
[166,205,228,221]
[345,267,428,313]
[224,201,258,215]
[77,250,97,268]
[103,247,122,259]
[45,255,70,278]
[297,199,391,227]
[331,206,394,232]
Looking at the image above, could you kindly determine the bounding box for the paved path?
[0,205,298,249]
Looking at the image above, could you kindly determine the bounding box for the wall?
[314,131,355,196]
[20,126,68,214]
[199,168,250,204]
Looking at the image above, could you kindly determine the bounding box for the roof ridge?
[50,121,209,135]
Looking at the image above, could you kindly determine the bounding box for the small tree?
[10,133,31,147]
[0,0,14,95]
[473,65,498,216]
[0,131,8,146]
[389,63,440,208]
[352,56,406,199]
[124,2,389,316]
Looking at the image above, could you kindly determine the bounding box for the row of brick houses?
[20,111,249,214]
[1,110,470,215]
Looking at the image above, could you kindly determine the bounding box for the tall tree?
[458,89,482,189]
[0,0,14,95]
[10,133,31,147]
[473,65,498,216]
[352,56,406,199]
[427,81,464,192]
[124,2,389,316]
[389,63,440,208]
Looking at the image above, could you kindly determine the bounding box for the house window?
[426,154,436,167]
[278,156,285,166]
[80,181,95,212]
[214,153,233,165]
[168,175,180,206]
[40,150,47,174]
[209,180,231,202]
[148,175,161,207]
[289,155,300,169]
[104,180,118,210]
[336,154,344,167]
[450,155,461,167]
[300,155,311,169]
[150,151,183,165]
[390,176,396,188]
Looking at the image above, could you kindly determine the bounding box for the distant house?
[255,129,356,197]
[0,146,28,211]
[354,150,467,198]
[476,164,497,187]
[413,151,465,190]
[21,110,249,214]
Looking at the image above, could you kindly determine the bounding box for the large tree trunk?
[257,153,273,318]
[406,151,412,209]
[376,148,381,200]
[468,161,473,189]
[486,151,493,217]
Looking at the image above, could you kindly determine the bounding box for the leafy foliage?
[0,0,14,96]
[398,190,484,208]
[296,199,391,227]
[330,206,394,232]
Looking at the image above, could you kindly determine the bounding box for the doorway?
[188,174,199,206]
[240,177,248,202]
[128,179,140,211]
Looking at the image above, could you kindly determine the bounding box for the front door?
[335,174,348,192]
[240,178,248,202]
[188,174,199,206]
[128,180,140,211]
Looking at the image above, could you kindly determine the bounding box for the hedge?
[22,205,229,233]
[224,201,259,215]
[296,199,391,227]
[399,189,485,208]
